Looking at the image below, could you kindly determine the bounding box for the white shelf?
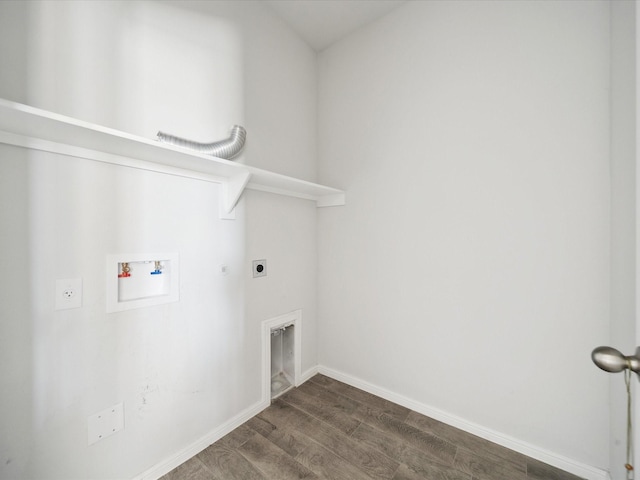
[0,98,345,216]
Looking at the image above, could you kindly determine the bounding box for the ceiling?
[265,0,408,51]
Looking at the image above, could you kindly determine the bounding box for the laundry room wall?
[0,1,318,478]
[317,0,611,474]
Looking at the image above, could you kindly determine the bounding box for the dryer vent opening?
[271,324,295,399]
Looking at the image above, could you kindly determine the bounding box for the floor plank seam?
[303,378,464,479]
[280,393,404,479]
[347,420,364,438]
[193,453,218,480]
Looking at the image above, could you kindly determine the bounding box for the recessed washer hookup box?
[106,253,179,313]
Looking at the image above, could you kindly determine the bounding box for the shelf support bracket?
[220,171,252,219]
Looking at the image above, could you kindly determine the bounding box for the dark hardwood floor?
[161,374,584,480]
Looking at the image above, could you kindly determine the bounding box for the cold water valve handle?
[591,346,640,376]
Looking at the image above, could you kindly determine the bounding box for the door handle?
[592,346,640,376]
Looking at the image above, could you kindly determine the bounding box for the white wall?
[0,1,317,478]
[1,0,625,477]
[610,1,636,478]
[318,0,611,471]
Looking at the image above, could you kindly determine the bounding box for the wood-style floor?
[161,374,584,480]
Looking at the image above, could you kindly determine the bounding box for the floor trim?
[300,365,319,384]
[317,365,609,480]
[131,398,269,480]
[134,365,609,480]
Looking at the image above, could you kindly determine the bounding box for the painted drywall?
[171,2,319,372]
[0,1,317,478]
[318,0,610,471]
[610,1,636,478]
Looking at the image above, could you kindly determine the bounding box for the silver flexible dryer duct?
[157,125,247,160]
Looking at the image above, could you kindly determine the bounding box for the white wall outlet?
[55,278,82,310]
[253,259,267,278]
[88,402,124,445]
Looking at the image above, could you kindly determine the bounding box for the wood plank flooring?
[160,374,584,480]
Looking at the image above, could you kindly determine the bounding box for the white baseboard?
[132,398,269,480]
[317,366,609,480]
[298,365,319,385]
[132,365,609,480]
[133,331,318,480]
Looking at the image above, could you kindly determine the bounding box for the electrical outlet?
[253,259,267,278]
[55,278,82,310]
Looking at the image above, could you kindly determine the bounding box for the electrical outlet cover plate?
[88,402,124,445]
[253,259,267,278]
[55,278,82,310]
